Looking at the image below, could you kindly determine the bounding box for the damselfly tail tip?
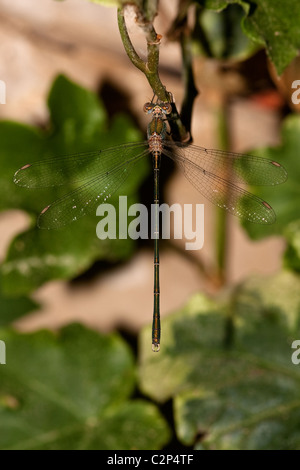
[152,343,160,353]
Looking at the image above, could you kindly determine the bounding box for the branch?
[117,4,189,142]
[117,7,147,74]
[117,6,169,101]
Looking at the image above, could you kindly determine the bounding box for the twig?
[117,4,189,142]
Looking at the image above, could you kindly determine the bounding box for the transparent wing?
[37,148,149,229]
[163,141,287,186]
[13,142,149,229]
[162,145,278,224]
[14,141,148,188]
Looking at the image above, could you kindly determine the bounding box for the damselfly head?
[143,101,172,116]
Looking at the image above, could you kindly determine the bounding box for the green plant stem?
[117,7,147,74]
[117,6,169,101]
[166,0,198,136]
[142,0,159,23]
[215,100,231,285]
[180,34,198,136]
[117,5,188,142]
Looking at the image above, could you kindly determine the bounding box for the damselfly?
[14,101,287,351]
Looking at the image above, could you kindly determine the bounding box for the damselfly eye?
[143,103,154,113]
[161,103,172,114]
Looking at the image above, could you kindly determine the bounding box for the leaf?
[48,75,106,134]
[1,75,149,295]
[1,212,138,295]
[0,122,44,212]
[138,271,300,449]
[284,220,300,272]
[242,0,300,76]
[196,0,300,74]
[0,280,38,327]
[0,324,170,449]
[195,2,258,61]
[241,113,299,240]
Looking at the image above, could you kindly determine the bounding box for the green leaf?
[195,2,258,61]
[242,0,300,75]
[284,220,300,272]
[0,324,170,449]
[1,75,149,294]
[0,280,38,327]
[196,0,300,74]
[1,213,138,295]
[0,123,44,212]
[241,113,298,240]
[48,75,106,133]
[138,271,300,449]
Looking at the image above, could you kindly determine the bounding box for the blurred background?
[1,0,300,450]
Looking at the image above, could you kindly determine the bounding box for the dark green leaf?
[0,123,44,212]
[194,2,257,61]
[1,75,149,294]
[0,324,170,449]
[242,0,300,75]
[196,0,300,74]
[138,271,300,449]
[284,220,300,272]
[0,279,38,327]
